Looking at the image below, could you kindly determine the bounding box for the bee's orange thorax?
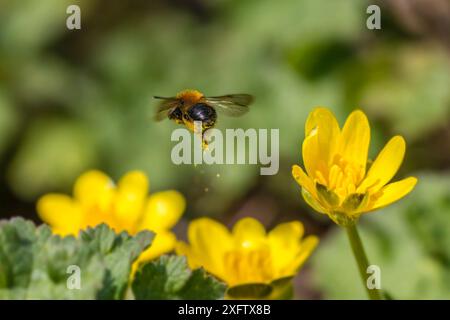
[176,89,204,104]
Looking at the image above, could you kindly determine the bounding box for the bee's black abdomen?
[188,103,217,127]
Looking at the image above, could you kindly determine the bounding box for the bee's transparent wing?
[204,94,253,117]
[153,96,179,121]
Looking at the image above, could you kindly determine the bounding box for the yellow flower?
[176,217,318,298]
[292,107,417,226]
[37,170,186,263]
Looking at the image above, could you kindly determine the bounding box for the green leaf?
[80,224,155,299]
[132,255,226,300]
[178,269,227,300]
[0,218,153,299]
[0,218,37,290]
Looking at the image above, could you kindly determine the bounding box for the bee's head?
[176,89,204,103]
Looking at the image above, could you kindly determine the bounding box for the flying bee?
[154,89,253,140]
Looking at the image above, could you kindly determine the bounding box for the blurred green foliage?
[0,0,449,299]
[312,174,450,299]
[132,255,226,300]
[8,117,97,199]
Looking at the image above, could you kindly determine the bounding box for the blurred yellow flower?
[292,107,417,226]
[37,170,185,263]
[177,217,318,298]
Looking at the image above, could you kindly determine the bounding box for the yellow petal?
[118,170,148,191]
[73,170,115,211]
[358,136,406,193]
[368,177,417,211]
[232,217,266,249]
[268,221,304,273]
[139,190,185,232]
[175,241,210,276]
[176,241,201,270]
[136,231,176,263]
[302,108,340,179]
[339,110,370,178]
[305,108,340,164]
[302,130,320,179]
[114,171,149,228]
[269,221,304,245]
[285,235,319,274]
[37,194,82,235]
[187,218,232,276]
[292,165,315,196]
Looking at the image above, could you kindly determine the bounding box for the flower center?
[223,248,274,286]
[315,154,364,200]
[312,154,373,217]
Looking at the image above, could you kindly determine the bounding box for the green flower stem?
[345,224,383,300]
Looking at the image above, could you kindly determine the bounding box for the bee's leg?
[202,139,209,150]
[202,126,215,150]
[201,130,209,150]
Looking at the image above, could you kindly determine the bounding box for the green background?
[0,0,449,299]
